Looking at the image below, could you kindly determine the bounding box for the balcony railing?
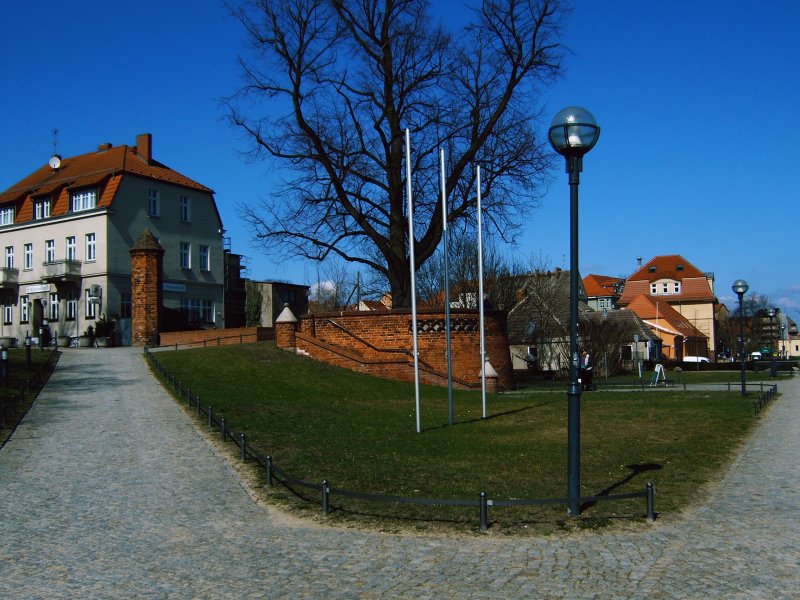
[42,260,82,282]
[0,267,19,288]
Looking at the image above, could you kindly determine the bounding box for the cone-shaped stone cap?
[482,359,498,378]
[276,303,298,323]
[130,228,164,252]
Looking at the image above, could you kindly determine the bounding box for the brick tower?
[130,229,164,346]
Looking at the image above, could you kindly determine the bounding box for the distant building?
[618,254,717,359]
[582,274,624,312]
[0,134,224,344]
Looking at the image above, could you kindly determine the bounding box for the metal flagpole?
[406,129,421,433]
[477,166,486,418]
[440,149,454,425]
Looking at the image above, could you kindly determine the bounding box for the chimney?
[136,133,152,163]
[98,143,112,152]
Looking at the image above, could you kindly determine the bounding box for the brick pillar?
[275,304,298,349]
[129,229,164,347]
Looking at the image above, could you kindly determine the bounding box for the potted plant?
[78,325,94,347]
[94,314,114,347]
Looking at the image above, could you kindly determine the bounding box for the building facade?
[0,134,224,345]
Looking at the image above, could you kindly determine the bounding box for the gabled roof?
[0,134,216,225]
[618,254,715,305]
[583,274,623,298]
[506,270,591,344]
[623,294,707,339]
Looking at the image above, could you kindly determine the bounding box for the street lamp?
[731,279,748,396]
[781,323,786,358]
[549,106,600,517]
[767,307,777,377]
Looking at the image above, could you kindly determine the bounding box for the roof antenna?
[49,128,62,170]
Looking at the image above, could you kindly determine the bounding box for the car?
[750,352,762,360]
[683,356,710,363]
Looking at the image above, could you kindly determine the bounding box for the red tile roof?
[624,295,707,339]
[583,274,623,298]
[618,254,715,305]
[0,136,214,224]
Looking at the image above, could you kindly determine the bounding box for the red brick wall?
[130,248,162,347]
[292,309,512,390]
[159,327,274,348]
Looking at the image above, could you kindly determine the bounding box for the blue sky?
[1,1,797,321]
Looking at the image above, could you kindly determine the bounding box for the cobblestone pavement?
[1,348,798,599]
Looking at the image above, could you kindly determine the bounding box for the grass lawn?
[151,342,769,533]
[0,349,59,447]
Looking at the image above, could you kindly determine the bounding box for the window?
[66,236,77,261]
[85,233,96,262]
[23,243,33,270]
[650,283,657,295]
[199,245,209,271]
[674,282,681,294]
[0,207,14,225]
[179,195,191,222]
[179,298,214,323]
[4,246,13,269]
[20,295,29,324]
[34,198,51,219]
[120,293,132,318]
[662,283,668,294]
[179,241,191,269]
[147,188,160,217]
[66,291,77,321]
[71,189,97,212]
[45,239,56,263]
[85,289,97,319]
[49,292,59,321]
[3,303,12,325]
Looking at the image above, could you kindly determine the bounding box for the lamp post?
[781,323,786,358]
[548,106,600,517]
[731,279,748,396]
[767,308,777,377]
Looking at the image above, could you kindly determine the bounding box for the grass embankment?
[0,349,59,447]
[153,342,766,532]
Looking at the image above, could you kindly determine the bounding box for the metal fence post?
[221,418,226,441]
[266,455,273,486]
[196,395,201,415]
[646,482,655,521]
[479,492,488,532]
[240,433,246,461]
[321,480,329,515]
[208,406,213,428]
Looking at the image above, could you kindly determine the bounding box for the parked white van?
[683,356,710,363]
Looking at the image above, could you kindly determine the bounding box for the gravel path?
[1,348,797,598]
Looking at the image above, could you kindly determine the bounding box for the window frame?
[20,295,29,324]
[34,197,51,220]
[179,195,191,223]
[66,236,77,261]
[147,188,160,217]
[179,241,191,269]
[23,243,33,270]
[45,239,56,263]
[66,291,77,321]
[3,303,12,325]
[49,292,59,321]
[4,246,13,269]
[0,206,14,225]
[85,289,97,319]
[71,188,97,212]
[199,244,210,271]
[85,233,97,262]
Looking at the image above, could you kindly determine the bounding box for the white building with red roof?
[0,134,224,344]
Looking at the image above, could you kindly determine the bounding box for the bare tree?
[226,0,567,307]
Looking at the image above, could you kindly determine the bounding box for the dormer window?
[34,197,51,219]
[0,206,14,226]
[674,282,681,293]
[676,264,684,271]
[648,266,656,273]
[651,283,658,295]
[71,188,97,212]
